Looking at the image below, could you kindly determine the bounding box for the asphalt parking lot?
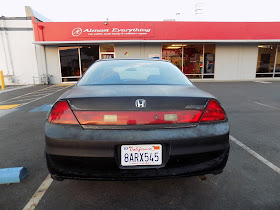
[0,81,280,209]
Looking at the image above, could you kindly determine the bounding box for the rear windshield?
[77,60,193,86]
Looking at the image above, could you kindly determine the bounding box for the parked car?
[45,58,230,181]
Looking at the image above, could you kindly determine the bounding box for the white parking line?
[254,81,271,84]
[22,174,53,210]
[6,97,43,103]
[0,86,70,119]
[253,81,272,84]
[1,86,68,106]
[17,86,70,108]
[0,109,15,118]
[230,135,280,175]
[248,99,280,110]
[0,86,55,104]
[20,136,280,209]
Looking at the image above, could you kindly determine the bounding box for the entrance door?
[59,47,81,82]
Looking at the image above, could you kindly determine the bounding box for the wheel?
[51,174,64,181]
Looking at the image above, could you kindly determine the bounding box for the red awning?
[32,18,280,44]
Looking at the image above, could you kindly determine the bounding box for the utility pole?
[195,3,204,15]
[176,13,181,21]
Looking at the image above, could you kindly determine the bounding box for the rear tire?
[212,169,223,175]
[211,147,230,175]
[51,174,64,181]
[45,153,64,181]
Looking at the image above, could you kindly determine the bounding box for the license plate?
[121,144,162,166]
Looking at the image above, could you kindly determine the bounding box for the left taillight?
[48,100,79,125]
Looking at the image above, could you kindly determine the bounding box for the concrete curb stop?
[0,167,27,184]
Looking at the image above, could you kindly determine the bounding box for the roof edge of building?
[25,6,52,22]
[33,40,280,45]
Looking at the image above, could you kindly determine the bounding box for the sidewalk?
[0,85,34,94]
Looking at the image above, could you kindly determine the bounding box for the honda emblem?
[135,99,146,108]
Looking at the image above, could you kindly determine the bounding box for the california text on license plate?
[121,144,162,166]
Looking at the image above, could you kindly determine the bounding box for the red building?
[1,7,280,84]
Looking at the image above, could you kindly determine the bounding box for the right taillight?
[200,100,226,122]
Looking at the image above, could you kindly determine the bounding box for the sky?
[1,0,280,22]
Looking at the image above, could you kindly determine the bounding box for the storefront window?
[100,45,115,59]
[162,44,183,70]
[203,44,215,79]
[100,45,114,52]
[80,45,99,74]
[162,44,215,79]
[256,45,277,77]
[274,45,280,77]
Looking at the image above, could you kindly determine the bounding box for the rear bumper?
[46,148,229,180]
[45,121,230,180]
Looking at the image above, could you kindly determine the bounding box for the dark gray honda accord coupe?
[45,58,230,181]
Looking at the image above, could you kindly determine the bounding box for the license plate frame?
[121,144,162,166]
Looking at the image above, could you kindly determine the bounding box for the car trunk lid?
[65,85,213,111]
